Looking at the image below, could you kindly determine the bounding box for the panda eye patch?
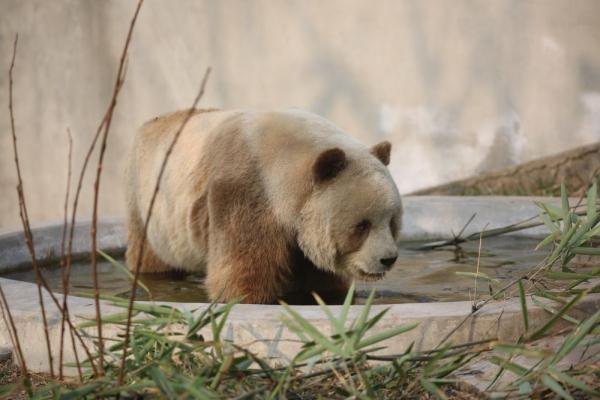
[355,220,371,234]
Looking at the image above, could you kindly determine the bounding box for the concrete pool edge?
[1,196,597,373]
[2,277,599,374]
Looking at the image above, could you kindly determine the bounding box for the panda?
[125,109,402,304]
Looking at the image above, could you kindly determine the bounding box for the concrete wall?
[1,0,599,230]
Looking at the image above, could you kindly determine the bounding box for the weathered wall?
[1,0,599,230]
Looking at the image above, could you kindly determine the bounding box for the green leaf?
[211,300,236,343]
[419,378,448,400]
[561,182,570,220]
[536,229,560,250]
[537,202,565,221]
[489,356,528,376]
[98,249,151,295]
[339,282,355,327]
[539,212,559,233]
[550,368,600,396]
[61,381,106,400]
[528,292,583,341]
[357,322,419,350]
[313,292,345,338]
[552,309,600,363]
[78,311,137,328]
[454,271,499,282]
[542,373,574,400]
[518,280,528,332]
[572,246,600,256]
[280,302,342,356]
[0,384,16,398]
[149,365,177,398]
[494,343,549,358]
[519,381,533,395]
[587,182,597,222]
[545,271,596,280]
[531,297,580,325]
[351,289,375,349]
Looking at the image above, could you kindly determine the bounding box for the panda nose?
[380,256,397,269]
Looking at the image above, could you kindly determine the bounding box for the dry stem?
[8,33,55,378]
[58,129,81,380]
[8,33,98,378]
[118,67,211,385]
[89,0,144,375]
[0,284,28,381]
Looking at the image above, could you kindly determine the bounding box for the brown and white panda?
[125,109,402,304]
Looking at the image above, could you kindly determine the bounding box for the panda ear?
[371,141,391,166]
[313,148,347,183]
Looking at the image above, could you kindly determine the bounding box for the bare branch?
[8,33,55,378]
[89,0,144,375]
[118,67,211,385]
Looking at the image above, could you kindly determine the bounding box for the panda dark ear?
[313,148,347,183]
[371,141,391,166]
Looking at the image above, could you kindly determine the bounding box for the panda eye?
[355,220,371,234]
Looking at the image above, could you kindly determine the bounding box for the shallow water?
[2,236,549,304]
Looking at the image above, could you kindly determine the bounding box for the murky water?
[2,236,549,304]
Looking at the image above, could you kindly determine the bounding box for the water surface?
[2,236,550,304]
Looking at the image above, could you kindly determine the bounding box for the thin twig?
[434,277,524,350]
[0,284,28,382]
[118,67,211,385]
[8,33,55,378]
[58,128,79,380]
[473,224,489,309]
[89,0,144,375]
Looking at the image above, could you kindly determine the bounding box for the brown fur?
[371,141,392,166]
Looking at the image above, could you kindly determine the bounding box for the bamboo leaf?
[518,280,528,332]
[419,378,448,400]
[357,323,419,350]
[0,384,15,398]
[455,271,499,282]
[552,310,600,363]
[339,282,355,327]
[494,343,549,358]
[587,182,597,221]
[542,374,574,400]
[280,302,342,356]
[518,381,533,395]
[545,271,596,281]
[535,230,560,250]
[572,246,600,256]
[539,212,559,233]
[98,249,151,295]
[61,381,106,400]
[149,365,177,398]
[537,202,565,221]
[528,292,583,341]
[550,368,600,396]
[489,356,528,376]
[561,182,570,222]
[313,293,345,337]
[532,297,580,325]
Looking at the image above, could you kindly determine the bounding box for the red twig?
[8,33,55,378]
[117,67,211,385]
[89,0,144,375]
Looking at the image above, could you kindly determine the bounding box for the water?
[2,236,550,304]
